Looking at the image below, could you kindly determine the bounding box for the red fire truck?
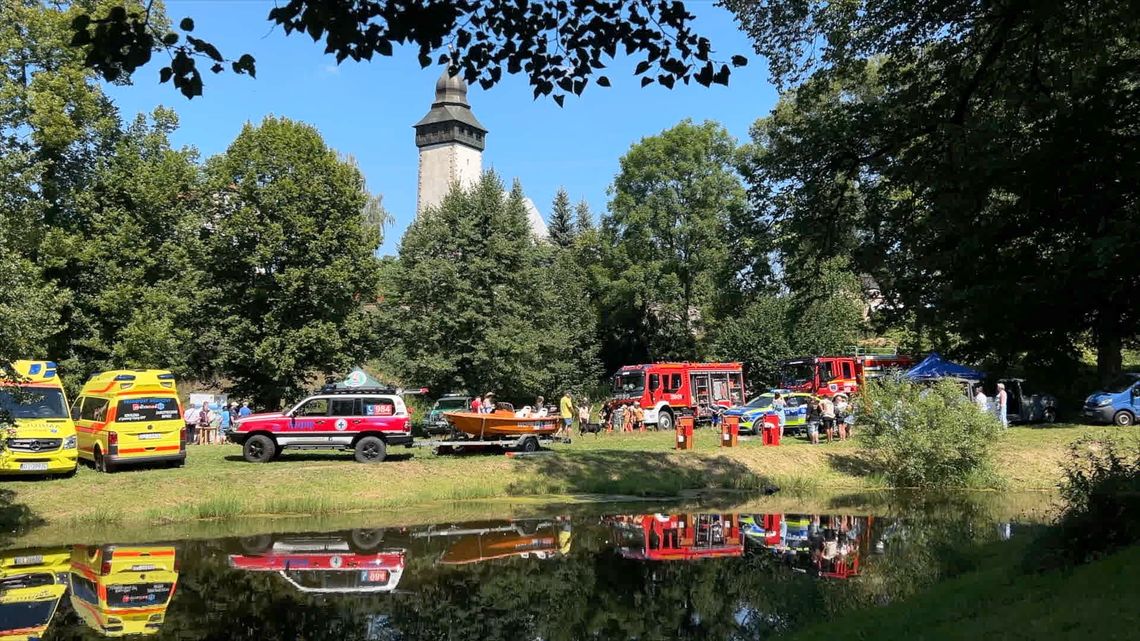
[778,350,914,398]
[611,362,745,432]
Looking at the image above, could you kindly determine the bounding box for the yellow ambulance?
[72,370,186,472]
[69,545,179,636]
[0,360,78,477]
[0,547,71,641]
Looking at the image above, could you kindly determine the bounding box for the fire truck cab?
[611,362,745,432]
[779,351,914,399]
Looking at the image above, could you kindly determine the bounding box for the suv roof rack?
[319,385,398,395]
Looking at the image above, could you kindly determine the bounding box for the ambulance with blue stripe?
[0,360,78,477]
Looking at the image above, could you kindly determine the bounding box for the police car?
[723,390,816,435]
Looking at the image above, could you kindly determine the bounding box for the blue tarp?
[905,353,986,381]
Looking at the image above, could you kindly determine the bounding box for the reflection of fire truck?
[412,519,571,565]
[0,547,70,641]
[779,350,914,398]
[227,531,405,594]
[611,363,745,431]
[68,545,179,636]
[607,514,743,561]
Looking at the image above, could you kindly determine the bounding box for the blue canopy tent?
[905,353,986,381]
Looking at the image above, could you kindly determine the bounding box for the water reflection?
[227,532,405,594]
[3,509,1018,640]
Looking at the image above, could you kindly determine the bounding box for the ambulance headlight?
[63,435,77,449]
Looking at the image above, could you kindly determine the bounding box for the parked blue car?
[1082,373,1140,426]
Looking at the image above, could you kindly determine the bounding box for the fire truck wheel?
[243,435,276,463]
[657,410,675,433]
[354,436,387,463]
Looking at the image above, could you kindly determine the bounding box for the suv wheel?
[1113,411,1135,427]
[354,436,387,463]
[350,528,386,552]
[1042,408,1057,424]
[243,435,276,463]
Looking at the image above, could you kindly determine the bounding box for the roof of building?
[414,70,487,133]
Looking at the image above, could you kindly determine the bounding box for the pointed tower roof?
[414,69,487,150]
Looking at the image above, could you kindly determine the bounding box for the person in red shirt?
[470,396,482,413]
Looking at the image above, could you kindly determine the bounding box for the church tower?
[414,70,487,214]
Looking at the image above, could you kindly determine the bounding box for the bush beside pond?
[855,377,1003,488]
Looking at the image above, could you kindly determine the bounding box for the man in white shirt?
[974,387,989,413]
[183,403,201,444]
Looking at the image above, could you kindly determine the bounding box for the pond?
[3,496,1041,640]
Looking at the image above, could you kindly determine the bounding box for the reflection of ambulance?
[0,360,78,477]
[68,545,179,636]
[72,370,186,472]
[0,547,71,641]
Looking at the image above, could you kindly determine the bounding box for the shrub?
[1024,436,1140,571]
[855,376,1003,487]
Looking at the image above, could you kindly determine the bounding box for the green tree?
[726,0,1140,382]
[201,116,382,407]
[547,188,576,248]
[66,1,744,101]
[574,199,594,234]
[602,119,747,364]
[708,295,792,388]
[382,173,598,401]
[59,108,205,382]
[0,228,65,380]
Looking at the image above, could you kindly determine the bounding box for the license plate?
[19,463,48,471]
[138,432,163,440]
[364,570,389,582]
[13,555,43,565]
[129,564,159,572]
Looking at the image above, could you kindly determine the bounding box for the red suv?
[228,388,412,463]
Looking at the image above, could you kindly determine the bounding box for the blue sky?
[106,1,778,254]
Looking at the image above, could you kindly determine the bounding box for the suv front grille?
[7,438,63,453]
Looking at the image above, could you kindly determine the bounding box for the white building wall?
[417,142,483,214]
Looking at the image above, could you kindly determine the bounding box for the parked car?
[425,394,472,435]
[999,378,1058,424]
[723,390,815,435]
[228,387,413,463]
[1083,373,1140,426]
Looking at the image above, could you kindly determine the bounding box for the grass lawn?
[0,423,1128,544]
[789,541,1140,641]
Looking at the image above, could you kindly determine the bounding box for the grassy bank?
[789,539,1140,641]
[0,424,1123,539]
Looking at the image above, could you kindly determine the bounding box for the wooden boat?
[442,410,560,439]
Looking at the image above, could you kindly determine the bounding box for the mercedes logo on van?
[29,441,41,452]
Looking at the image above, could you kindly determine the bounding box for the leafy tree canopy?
[67,0,748,102]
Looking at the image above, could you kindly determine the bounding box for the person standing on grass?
[219,404,233,443]
[196,403,212,445]
[239,401,253,418]
[833,394,850,440]
[772,393,787,438]
[819,396,836,443]
[974,386,989,413]
[996,383,1009,428]
[184,403,201,445]
[559,392,574,441]
[578,399,591,432]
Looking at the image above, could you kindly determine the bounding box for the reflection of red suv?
[228,388,412,463]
